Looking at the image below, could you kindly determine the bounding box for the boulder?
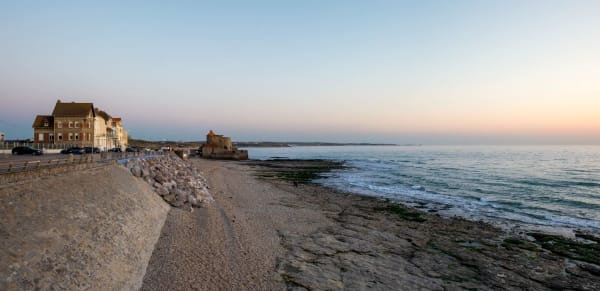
[188,195,198,206]
[154,174,167,184]
[131,166,142,177]
[157,187,170,196]
[163,194,176,203]
[173,200,184,207]
[176,194,188,203]
[124,155,214,208]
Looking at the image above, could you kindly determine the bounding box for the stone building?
[0,132,4,141]
[200,130,248,160]
[32,100,128,150]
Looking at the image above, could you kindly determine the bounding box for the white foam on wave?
[544,215,600,229]
[319,169,600,232]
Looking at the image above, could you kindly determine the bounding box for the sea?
[244,145,600,234]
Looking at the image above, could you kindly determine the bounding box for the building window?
[69,121,73,128]
[68,133,73,140]
[50,133,54,141]
[38,133,44,141]
[88,133,91,142]
[43,121,49,127]
[75,122,79,128]
[75,133,79,140]
[88,122,91,128]
[57,122,62,128]
[58,133,62,141]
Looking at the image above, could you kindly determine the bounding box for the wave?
[515,178,600,188]
[543,215,600,229]
[251,145,600,232]
[321,168,600,231]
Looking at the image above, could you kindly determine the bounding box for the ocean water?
[245,145,600,233]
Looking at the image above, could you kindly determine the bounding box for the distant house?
[32,115,55,143]
[93,108,128,149]
[200,130,248,160]
[110,117,128,149]
[0,132,4,142]
[32,100,128,150]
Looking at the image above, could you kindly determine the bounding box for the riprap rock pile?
[124,155,213,208]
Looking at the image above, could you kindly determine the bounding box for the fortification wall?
[207,135,232,150]
[0,164,170,290]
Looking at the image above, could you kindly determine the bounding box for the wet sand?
[141,159,599,290]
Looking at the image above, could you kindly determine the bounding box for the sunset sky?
[1,0,599,144]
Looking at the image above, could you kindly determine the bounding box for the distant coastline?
[235,141,405,148]
[128,138,411,149]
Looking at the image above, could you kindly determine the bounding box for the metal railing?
[0,142,79,150]
[0,156,92,173]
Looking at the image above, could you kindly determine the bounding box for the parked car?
[125,147,139,152]
[108,147,122,152]
[12,146,43,155]
[83,147,100,153]
[60,147,84,154]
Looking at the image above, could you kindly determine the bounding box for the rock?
[131,166,142,177]
[154,175,167,184]
[197,188,211,199]
[163,194,175,203]
[121,155,214,208]
[176,194,188,203]
[200,196,214,204]
[175,188,189,196]
[177,192,190,203]
[157,187,169,196]
[188,195,198,206]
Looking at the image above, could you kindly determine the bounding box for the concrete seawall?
[0,160,107,184]
[0,164,170,290]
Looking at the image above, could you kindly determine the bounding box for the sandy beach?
[141,159,599,290]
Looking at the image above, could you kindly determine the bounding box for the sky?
[1,0,599,144]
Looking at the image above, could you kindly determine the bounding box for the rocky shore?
[4,155,596,290]
[250,159,600,290]
[142,158,599,290]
